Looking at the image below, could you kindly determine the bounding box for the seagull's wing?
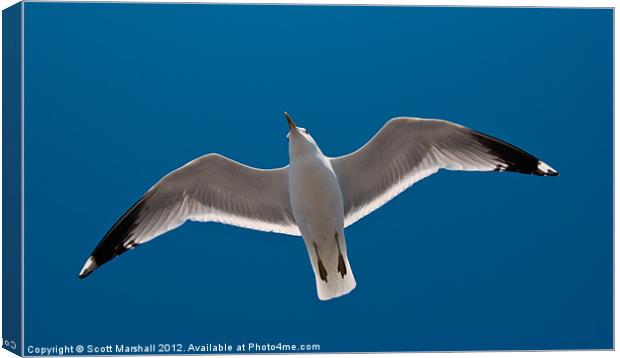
[330,117,558,228]
[79,153,299,278]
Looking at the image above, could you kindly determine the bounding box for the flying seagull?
[79,114,558,300]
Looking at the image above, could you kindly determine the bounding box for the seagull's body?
[288,130,355,299]
[79,114,558,300]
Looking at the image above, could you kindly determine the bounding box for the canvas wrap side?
[3,2,23,356]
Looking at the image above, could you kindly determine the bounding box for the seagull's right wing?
[330,117,558,228]
[79,153,299,278]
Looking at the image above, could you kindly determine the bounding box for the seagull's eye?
[304,129,309,135]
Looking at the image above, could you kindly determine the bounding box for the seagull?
[79,113,558,300]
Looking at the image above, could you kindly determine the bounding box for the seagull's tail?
[305,234,357,301]
[315,262,356,301]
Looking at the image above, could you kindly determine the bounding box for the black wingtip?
[472,130,558,177]
[80,195,148,278]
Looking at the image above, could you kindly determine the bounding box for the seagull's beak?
[285,112,297,130]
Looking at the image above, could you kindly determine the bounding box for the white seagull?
[79,114,558,300]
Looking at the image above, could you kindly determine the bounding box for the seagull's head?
[285,112,320,158]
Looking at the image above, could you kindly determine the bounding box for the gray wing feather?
[330,117,558,228]
[136,153,299,242]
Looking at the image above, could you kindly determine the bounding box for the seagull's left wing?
[79,153,299,278]
[330,117,558,228]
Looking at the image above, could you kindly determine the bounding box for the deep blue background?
[23,3,612,352]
